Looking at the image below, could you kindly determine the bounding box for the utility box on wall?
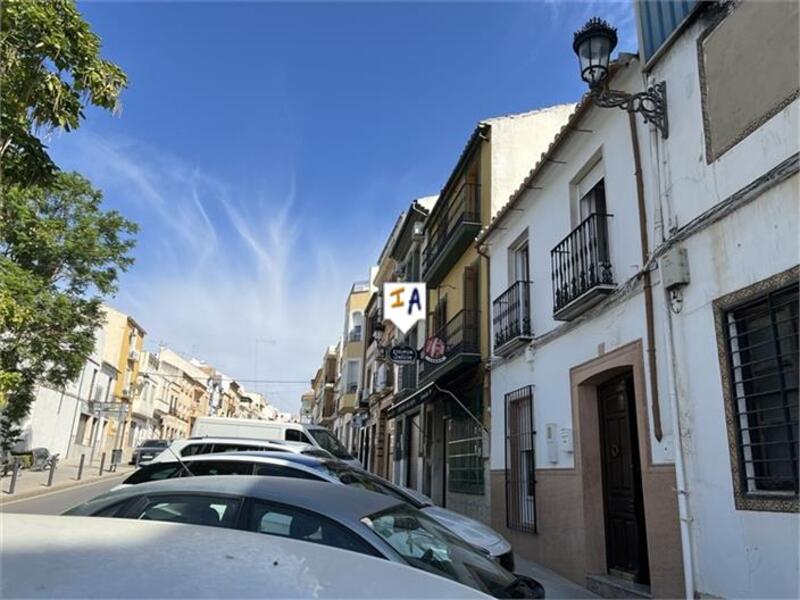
[659,247,690,290]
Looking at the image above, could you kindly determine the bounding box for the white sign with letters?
[383,282,426,334]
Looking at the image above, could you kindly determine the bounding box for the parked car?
[129,439,170,465]
[65,476,543,598]
[191,417,359,466]
[116,451,515,570]
[2,513,489,599]
[146,436,335,464]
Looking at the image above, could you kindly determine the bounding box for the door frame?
[569,339,684,597]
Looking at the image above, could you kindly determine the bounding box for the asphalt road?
[0,473,126,515]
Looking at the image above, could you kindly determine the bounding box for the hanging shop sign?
[388,345,418,365]
[422,336,447,364]
[383,282,426,334]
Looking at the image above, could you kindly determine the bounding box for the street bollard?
[76,454,85,481]
[8,459,20,495]
[99,452,106,476]
[46,456,57,487]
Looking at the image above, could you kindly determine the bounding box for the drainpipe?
[476,243,492,439]
[630,111,695,598]
[629,111,662,442]
[649,102,696,598]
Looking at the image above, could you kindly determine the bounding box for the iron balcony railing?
[493,280,532,351]
[550,213,614,315]
[348,327,362,343]
[422,183,481,275]
[419,309,480,380]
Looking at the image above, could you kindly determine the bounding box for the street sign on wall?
[383,282,426,334]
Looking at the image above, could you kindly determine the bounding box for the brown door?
[598,374,650,584]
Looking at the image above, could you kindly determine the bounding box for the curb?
[0,467,134,504]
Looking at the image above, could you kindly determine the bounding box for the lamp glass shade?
[573,18,618,88]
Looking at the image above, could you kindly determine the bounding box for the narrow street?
[0,474,126,515]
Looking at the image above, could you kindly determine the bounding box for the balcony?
[348,327,362,343]
[422,183,481,287]
[551,213,615,321]
[322,390,336,420]
[493,280,533,356]
[419,309,480,383]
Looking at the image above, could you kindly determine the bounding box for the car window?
[187,460,254,476]
[135,494,241,528]
[94,500,131,517]
[362,506,516,597]
[284,429,312,443]
[320,464,421,506]
[180,443,209,457]
[253,464,324,480]
[124,462,184,484]
[210,443,265,453]
[249,500,379,557]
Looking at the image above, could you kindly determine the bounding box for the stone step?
[586,574,652,599]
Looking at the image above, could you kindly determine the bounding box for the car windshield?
[308,429,353,460]
[362,505,518,597]
[318,463,425,508]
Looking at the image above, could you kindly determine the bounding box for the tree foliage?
[0,0,128,186]
[0,173,138,450]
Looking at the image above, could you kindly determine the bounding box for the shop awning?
[385,382,435,419]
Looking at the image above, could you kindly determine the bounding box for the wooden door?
[598,374,650,584]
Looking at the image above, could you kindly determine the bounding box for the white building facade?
[480,2,798,598]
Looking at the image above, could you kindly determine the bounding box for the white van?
[191,417,359,466]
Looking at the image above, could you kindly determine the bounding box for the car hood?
[421,505,511,557]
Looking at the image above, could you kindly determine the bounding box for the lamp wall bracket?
[591,81,668,139]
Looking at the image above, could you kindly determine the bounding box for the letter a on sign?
[383,282,426,334]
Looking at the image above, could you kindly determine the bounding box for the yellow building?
[99,305,146,449]
[333,278,373,452]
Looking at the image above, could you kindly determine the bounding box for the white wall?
[641,13,800,598]
[488,64,675,471]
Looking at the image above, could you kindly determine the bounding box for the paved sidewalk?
[0,455,136,501]
[515,556,599,599]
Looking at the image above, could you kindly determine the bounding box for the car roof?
[150,451,330,470]
[97,475,400,519]
[184,436,292,445]
[3,514,487,599]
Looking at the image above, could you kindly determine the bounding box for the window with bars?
[724,282,798,499]
[505,385,536,532]
[447,416,484,495]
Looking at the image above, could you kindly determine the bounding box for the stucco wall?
[642,7,800,597]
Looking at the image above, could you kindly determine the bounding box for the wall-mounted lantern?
[573,17,669,138]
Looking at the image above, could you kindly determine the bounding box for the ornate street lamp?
[573,18,668,138]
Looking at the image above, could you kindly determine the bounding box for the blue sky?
[51,1,637,412]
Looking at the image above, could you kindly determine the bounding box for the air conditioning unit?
[128,348,140,361]
[121,387,132,398]
[393,264,406,279]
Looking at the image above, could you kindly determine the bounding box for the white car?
[147,436,335,464]
[117,450,515,570]
[2,513,490,599]
[192,417,360,466]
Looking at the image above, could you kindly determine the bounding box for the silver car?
[115,451,514,569]
[65,476,543,599]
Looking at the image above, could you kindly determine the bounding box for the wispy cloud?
[51,132,372,412]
